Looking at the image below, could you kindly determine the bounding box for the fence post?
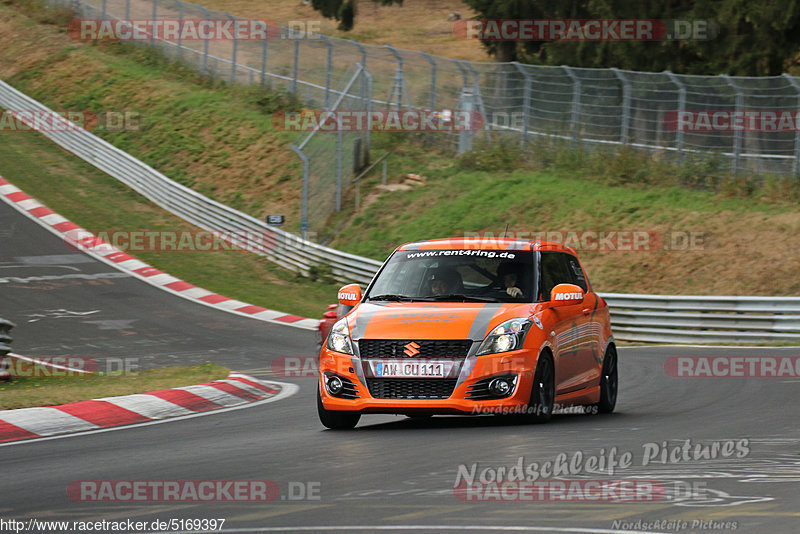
[0,318,13,358]
[562,65,581,143]
[360,64,373,159]
[783,73,800,177]
[465,62,491,141]
[225,13,237,84]
[260,29,268,87]
[125,0,130,20]
[385,45,408,110]
[458,89,476,154]
[321,35,333,108]
[173,0,183,62]
[722,75,743,176]
[336,130,343,212]
[420,51,437,111]
[291,38,300,94]
[611,68,631,145]
[664,70,686,161]
[291,145,310,241]
[197,5,209,75]
[151,0,157,44]
[101,0,107,18]
[512,62,532,146]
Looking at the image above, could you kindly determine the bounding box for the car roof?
[396,237,577,255]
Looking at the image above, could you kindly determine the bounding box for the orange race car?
[317,237,617,429]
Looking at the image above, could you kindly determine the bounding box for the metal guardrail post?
[0,318,13,358]
[512,62,532,146]
[722,75,743,176]
[783,73,800,177]
[611,68,631,145]
[290,145,310,241]
[562,65,581,143]
[665,70,686,161]
[420,51,437,111]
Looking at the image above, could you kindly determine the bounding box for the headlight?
[476,318,532,356]
[326,318,354,355]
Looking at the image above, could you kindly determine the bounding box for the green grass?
[0,363,229,410]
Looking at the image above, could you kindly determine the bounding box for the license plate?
[372,360,451,378]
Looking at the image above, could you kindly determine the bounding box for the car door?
[540,251,588,394]
[561,253,602,389]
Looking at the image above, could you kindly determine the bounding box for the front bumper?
[319,347,538,415]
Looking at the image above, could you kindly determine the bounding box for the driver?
[430,268,460,295]
[497,261,523,298]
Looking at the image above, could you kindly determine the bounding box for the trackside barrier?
[1,81,798,344]
[0,318,13,379]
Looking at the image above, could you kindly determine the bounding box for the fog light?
[489,378,512,396]
[327,375,344,395]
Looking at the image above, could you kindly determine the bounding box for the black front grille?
[358,340,472,359]
[367,378,458,399]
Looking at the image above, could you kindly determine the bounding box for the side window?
[563,254,588,291]
[539,252,569,300]
[539,252,587,299]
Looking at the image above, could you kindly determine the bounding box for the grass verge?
[0,362,229,410]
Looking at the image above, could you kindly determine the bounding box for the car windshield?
[366,249,535,303]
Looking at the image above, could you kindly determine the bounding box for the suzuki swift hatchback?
[317,238,617,429]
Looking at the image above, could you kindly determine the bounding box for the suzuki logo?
[403,341,421,357]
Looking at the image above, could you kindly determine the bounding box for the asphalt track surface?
[2,199,800,534]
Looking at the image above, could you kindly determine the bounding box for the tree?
[310,0,403,31]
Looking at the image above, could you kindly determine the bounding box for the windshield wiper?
[367,294,414,301]
[422,294,503,302]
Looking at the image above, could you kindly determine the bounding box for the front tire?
[524,352,555,424]
[317,389,361,429]
[594,344,618,414]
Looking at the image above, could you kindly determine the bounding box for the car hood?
[346,302,537,341]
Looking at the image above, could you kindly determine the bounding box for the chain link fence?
[46,0,800,237]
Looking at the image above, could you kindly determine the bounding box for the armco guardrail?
[1,79,799,344]
[0,79,382,285]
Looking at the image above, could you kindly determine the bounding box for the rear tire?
[317,389,361,429]
[524,352,555,424]
[594,344,618,414]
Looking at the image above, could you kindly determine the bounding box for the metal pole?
[227,13,237,84]
[292,38,300,94]
[260,32,268,86]
[420,51,437,111]
[562,65,581,143]
[174,1,183,62]
[464,61,491,141]
[722,75,743,176]
[385,44,407,110]
[382,155,387,185]
[125,0,130,20]
[611,68,631,144]
[101,0,107,18]
[512,61,532,146]
[361,65,373,159]
[665,70,686,161]
[151,0,157,45]
[782,73,800,177]
[336,130,343,212]
[199,6,209,75]
[291,145,310,242]
[321,35,333,108]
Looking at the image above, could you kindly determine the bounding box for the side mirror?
[337,284,362,306]
[550,283,584,306]
[323,310,338,319]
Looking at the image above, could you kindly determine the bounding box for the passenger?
[430,269,460,295]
